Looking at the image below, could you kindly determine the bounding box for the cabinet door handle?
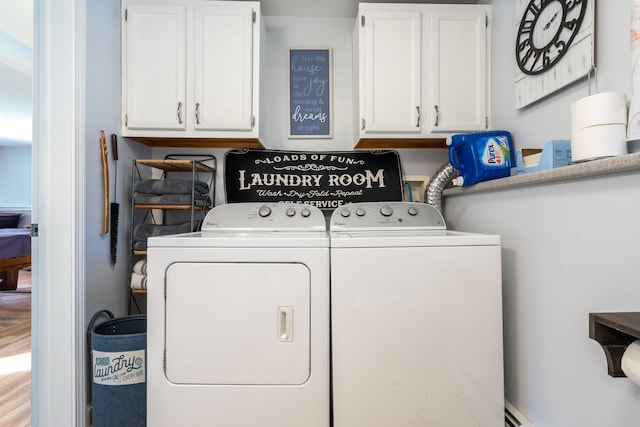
[177,102,183,125]
[433,105,439,127]
[416,106,421,128]
[195,102,201,125]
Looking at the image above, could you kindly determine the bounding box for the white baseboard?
[505,400,535,427]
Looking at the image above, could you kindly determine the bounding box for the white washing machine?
[146,203,330,427]
[330,202,504,426]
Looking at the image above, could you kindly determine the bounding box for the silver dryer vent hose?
[425,163,457,213]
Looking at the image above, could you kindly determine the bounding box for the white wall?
[445,1,640,426]
[85,0,151,320]
[0,145,31,207]
[491,0,630,149]
[263,16,354,151]
[80,1,152,419]
[0,60,32,145]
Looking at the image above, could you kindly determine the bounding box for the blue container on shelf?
[447,130,515,187]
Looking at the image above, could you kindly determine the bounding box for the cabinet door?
[429,9,488,133]
[360,9,422,135]
[194,5,254,131]
[123,4,187,131]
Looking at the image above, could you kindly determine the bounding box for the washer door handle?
[279,307,293,342]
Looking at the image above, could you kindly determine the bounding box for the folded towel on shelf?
[133,241,147,252]
[133,221,194,243]
[132,259,147,275]
[134,178,209,195]
[130,272,147,290]
[133,193,212,207]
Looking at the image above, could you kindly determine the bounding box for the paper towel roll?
[622,340,640,385]
[571,92,628,129]
[570,92,629,162]
[571,124,628,162]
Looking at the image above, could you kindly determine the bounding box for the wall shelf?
[134,159,216,172]
[445,152,640,197]
[589,312,640,377]
[355,138,447,149]
[128,136,265,149]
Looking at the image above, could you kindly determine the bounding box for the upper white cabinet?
[429,8,488,133]
[194,5,254,132]
[353,3,491,145]
[121,0,265,142]
[123,4,187,132]
[359,9,422,135]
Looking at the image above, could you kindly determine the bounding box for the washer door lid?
[164,262,311,385]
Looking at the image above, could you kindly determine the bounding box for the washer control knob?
[355,208,366,217]
[286,207,296,217]
[300,207,311,218]
[258,205,272,217]
[407,206,419,216]
[340,208,351,218]
[380,205,393,217]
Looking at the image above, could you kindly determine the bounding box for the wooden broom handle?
[100,130,109,235]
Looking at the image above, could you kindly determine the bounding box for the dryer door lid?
[164,262,311,385]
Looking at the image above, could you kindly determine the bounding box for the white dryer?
[330,202,504,426]
[146,203,330,427]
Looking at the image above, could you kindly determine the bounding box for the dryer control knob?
[340,208,351,218]
[258,205,272,217]
[380,205,393,217]
[408,206,418,216]
[286,207,296,217]
[300,208,311,218]
[355,208,366,217]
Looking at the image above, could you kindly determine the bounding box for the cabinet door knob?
[433,105,439,127]
[177,102,183,125]
[195,103,201,125]
[416,106,421,128]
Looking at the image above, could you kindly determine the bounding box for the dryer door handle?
[279,307,293,342]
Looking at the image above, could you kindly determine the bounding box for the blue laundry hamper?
[89,310,147,427]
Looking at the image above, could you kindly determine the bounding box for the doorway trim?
[32,0,87,425]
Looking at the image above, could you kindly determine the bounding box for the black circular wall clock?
[516,0,589,76]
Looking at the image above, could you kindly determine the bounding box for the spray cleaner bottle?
[447,130,515,186]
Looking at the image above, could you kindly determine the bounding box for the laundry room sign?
[225,150,404,209]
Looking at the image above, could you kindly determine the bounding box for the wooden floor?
[0,270,31,427]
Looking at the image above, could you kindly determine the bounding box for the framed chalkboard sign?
[287,48,333,138]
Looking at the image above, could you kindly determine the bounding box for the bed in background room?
[0,211,31,291]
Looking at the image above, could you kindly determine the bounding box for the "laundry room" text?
[237,169,386,190]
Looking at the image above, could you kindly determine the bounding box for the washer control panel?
[330,202,446,231]
[203,202,326,231]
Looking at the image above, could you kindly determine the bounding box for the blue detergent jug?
[447,130,515,187]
